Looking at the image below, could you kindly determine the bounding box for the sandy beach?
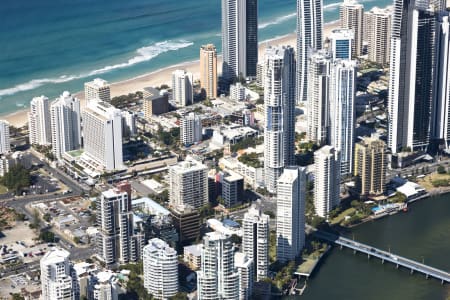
[2,21,339,128]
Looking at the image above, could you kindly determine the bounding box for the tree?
[10,294,25,300]
[170,292,188,300]
[30,209,40,229]
[0,165,31,194]
[264,210,275,219]
[39,230,55,243]
[437,165,446,174]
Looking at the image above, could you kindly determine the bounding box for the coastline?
[1,20,339,128]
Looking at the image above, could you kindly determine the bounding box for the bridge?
[313,230,450,284]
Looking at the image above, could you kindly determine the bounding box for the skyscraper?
[276,167,307,263]
[354,136,387,197]
[169,157,208,209]
[29,95,51,146]
[50,91,81,160]
[200,44,218,99]
[340,0,364,57]
[40,248,79,300]
[242,205,269,281]
[82,101,123,171]
[329,59,356,177]
[329,29,354,60]
[365,7,392,65]
[0,120,10,155]
[314,146,340,218]
[180,112,203,146]
[172,70,193,107]
[234,252,253,300]
[84,78,111,104]
[263,46,296,193]
[221,0,258,82]
[197,232,240,300]
[388,0,437,153]
[296,0,323,103]
[307,49,332,145]
[143,238,178,299]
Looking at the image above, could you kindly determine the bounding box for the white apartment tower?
[242,205,269,281]
[365,7,392,65]
[84,78,111,104]
[82,101,123,171]
[307,50,332,146]
[40,248,79,300]
[314,146,340,218]
[276,167,307,263]
[169,157,208,209]
[329,28,354,60]
[180,112,202,146]
[329,59,356,177]
[50,91,81,160]
[29,95,51,146]
[263,46,296,193]
[234,252,253,300]
[143,238,178,299]
[91,271,119,300]
[0,120,10,155]
[296,0,323,103]
[197,232,240,300]
[340,0,364,57]
[172,70,193,107]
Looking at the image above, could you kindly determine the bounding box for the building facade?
[84,78,111,104]
[180,112,202,146]
[329,29,354,60]
[365,7,392,65]
[200,44,218,99]
[29,95,52,146]
[0,120,10,155]
[339,0,364,57]
[143,87,169,118]
[234,252,253,300]
[172,70,193,107]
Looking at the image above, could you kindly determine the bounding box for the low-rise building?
[143,87,169,118]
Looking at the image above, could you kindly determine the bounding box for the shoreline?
[1,20,340,128]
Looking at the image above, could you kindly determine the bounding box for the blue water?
[0,0,390,116]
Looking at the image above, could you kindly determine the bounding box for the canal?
[297,194,450,300]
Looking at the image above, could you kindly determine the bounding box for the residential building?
[143,238,178,299]
[91,271,119,300]
[307,50,332,145]
[365,6,392,65]
[50,91,81,160]
[81,101,123,172]
[170,205,200,243]
[276,167,307,262]
[234,252,253,300]
[314,146,340,218]
[242,205,269,281]
[329,29,354,60]
[264,46,296,193]
[184,244,203,270]
[172,70,193,107]
[197,232,240,300]
[220,170,244,208]
[0,120,10,155]
[230,83,247,101]
[40,248,79,300]
[340,0,364,57]
[84,78,111,104]
[29,95,51,146]
[121,111,137,139]
[180,112,202,146]
[169,157,208,209]
[200,44,218,99]
[296,0,323,103]
[329,59,356,176]
[354,136,387,197]
[143,87,169,118]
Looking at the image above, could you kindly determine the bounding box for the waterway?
[297,195,450,300]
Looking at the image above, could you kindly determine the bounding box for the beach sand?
[2,21,339,128]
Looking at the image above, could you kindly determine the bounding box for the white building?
[121,111,137,139]
[40,248,79,300]
[329,29,354,60]
[85,78,111,104]
[276,167,306,263]
[264,46,296,193]
[172,70,193,107]
[364,6,392,65]
[197,232,240,300]
[314,146,340,218]
[307,50,332,146]
[230,83,246,101]
[81,101,123,172]
[242,205,269,281]
[29,95,51,146]
[180,112,202,146]
[50,91,81,160]
[92,271,119,300]
[340,0,364,57]
[296,0,323,103]
[143,238,178,299]
[329,59,356,177]
[0,120,10,155]
[169,157,208,209]
[234,252,253,300]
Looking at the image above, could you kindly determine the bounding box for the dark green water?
[300,195,450,300]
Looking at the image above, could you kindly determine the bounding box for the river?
[297,195,450,300]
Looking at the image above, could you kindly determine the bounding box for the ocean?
[0,0,392,116]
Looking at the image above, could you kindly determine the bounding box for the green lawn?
[330,208,356,225]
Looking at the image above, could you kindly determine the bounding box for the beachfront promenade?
[313,230,450,284]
